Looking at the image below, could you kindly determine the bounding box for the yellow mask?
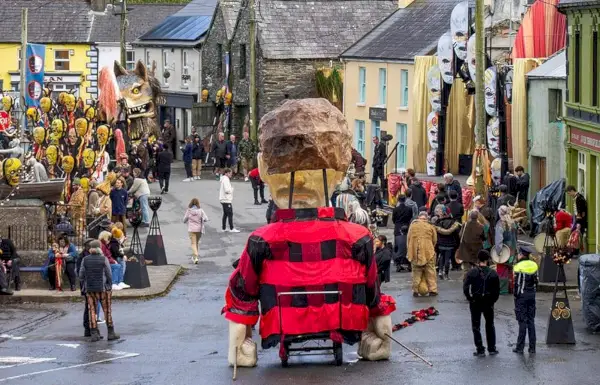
[225,92,232,106]
[85,106,96,120]
[46,145,58,166]
[26,107,40,122]
[97,125,109,146]
[40,97,52,113]
[216,89,223,102]
[2,95,13,112]
[2,158,22,187]
[48,133,60,146]
[62,155,74,173]
[80,177,90,192]
[51,119,65,138]
[75,118,88,137]
[33,126,46,144]
[82,148,96,169]
[59,92,68,105]
[64,94,76,112]
[201,89,209,102]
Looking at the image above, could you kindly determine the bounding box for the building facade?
[560,0,600,252]
[526,50,567,197]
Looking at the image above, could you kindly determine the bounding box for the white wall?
[97,45,121,72]
[134,46,202,94]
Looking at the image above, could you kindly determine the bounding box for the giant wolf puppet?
[113,61,161,142]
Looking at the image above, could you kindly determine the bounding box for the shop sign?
[570,127,600,152]
[369,107,387,121]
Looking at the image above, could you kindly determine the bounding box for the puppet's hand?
[358,315,392,361]
[228,321,257,367]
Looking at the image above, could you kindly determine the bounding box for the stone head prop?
[257,98,351,209]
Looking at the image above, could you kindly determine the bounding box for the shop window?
[355,120,365,156]
[378,68,387,106]
[396,123,407,168]
[401,69,409,108]
[548,89,562,122]
[54,50,70,71]
[358,67,366,104]
[126,51,135,70]
[239,44,246,79]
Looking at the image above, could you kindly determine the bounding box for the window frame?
[378,68,387,105]
[126,50,136,70]
[54,49,70,71]
[401,69,409,108]
[358,67,366,104]
[396,123,408,168]
[355,120,366,156]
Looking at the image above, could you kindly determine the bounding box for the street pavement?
[1,168,600,384]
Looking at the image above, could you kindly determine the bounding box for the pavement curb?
[0,265,184,305]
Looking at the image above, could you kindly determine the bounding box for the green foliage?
[315,67,343,111]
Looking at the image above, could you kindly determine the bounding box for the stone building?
[201,0,397,135]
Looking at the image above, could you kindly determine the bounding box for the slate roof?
[221,0,243,40]
[256,0,397,60]
[527,49,566,79]
[1,0,93,43]
[173,0,218,15]
[558,0,600,9]
[91,4,185,43]
[342,0,467,62]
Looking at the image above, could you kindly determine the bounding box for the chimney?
[90,0,109,12]
[398,0,415,8]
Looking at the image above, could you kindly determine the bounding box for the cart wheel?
[333,342,343,366]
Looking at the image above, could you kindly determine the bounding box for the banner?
[25,43,45,107]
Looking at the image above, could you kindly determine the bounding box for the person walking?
[463,250,500,357]
[156,144,173,194]
[181,136,194,182]
[512,246,539,354]
[227,134,239,178]
[192,135,206,180]
[128,168,151,227]
[238,131,256,181]
[77,239,99,338]
[248,168,267,205]
[219,168,239,233]
[183,198,209,264]
[79,240,120,342]
[407,212,438,297]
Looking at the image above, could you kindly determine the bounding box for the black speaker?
[458,154,473,175]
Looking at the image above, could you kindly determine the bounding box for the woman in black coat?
[375,235,392,284]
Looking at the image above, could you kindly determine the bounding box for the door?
[538,157,546,190]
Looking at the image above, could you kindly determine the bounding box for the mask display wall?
[484,67,497,116]
[491,158,502,185]
[467,34,476,81]
[427,66,442,112]
[426,150,437,176]
[427,111,439,150]
[451,1,469,61]
[437,32,454,84]
[487,116,500,158]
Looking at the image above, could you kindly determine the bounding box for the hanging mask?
[201,89,209,102]
[1,95,13,112]
[437,32,454,85]
[225,92,233,106]
[40,97,52,113]
[451,1,469,61]
[427,66,442,112]
[2,158,22,187]
[33,126,46,144]
[67,129,77,144]
[80,177,90,193]
[491,158,502,185]
[46,145,58,166]
[48,133,60,146]
[64,94,76,112]
[62,155,75,173]
[487,116,500,158]
[426,111,439,150]
[84,105,96,120]
[51,119,65,138]
[26,107,40,123]
[82,148,96,169]
[484,67,497,116]
[467,34,476,81]
[58,92,68,105]
[75,118,89,137]
[97,125,109,146]
[426,150,437,176]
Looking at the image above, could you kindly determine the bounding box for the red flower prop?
[392,307,439,332]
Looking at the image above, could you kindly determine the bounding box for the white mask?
[487,116,500,158]
[467,34,476,81]
[427,66,442,112]
[484,67,497,116]
[451,1,469,61]
[426,150,437,176]
[437,32,454,84]
[491,158,502,185]
[427,111,439,150]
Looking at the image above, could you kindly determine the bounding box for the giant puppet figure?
[222,98,395,367]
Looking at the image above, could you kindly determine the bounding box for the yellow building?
[341,0,465,177]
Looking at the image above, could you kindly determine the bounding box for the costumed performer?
[222,98,396,368]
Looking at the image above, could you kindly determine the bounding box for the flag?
[24,43,46,107]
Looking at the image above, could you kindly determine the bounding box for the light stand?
[144,196,168,265]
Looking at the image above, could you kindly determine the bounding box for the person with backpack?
[463,250,500,357]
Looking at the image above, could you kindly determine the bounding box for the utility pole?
[19,7,28,141]
[119,0,128,66]
[474,0,486,194]
[249,0,257,143]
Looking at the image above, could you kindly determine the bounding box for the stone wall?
[0,199,48,251]
[202,6,229,101]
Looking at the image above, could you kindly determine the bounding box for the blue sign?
[24,43,45,107]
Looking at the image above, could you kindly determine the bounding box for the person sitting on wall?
[0,235,20,294]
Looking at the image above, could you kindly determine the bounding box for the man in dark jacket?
[497,185,516,208]
[352,148,367,174]
[447,190,464,223]
[211,132,228,178]
[192,135,206,180]
[181,136,194,182]
[393,195,414,236]
[410,178,428,208]
[444,173,462,204]
[77,239,100,338]
[156,144,173,194]
[434,206,461,279]
[371,136,386,189]
[160,120,176,157]
[503,170,519,198]
[457,211,485,274]
[79,240,119,342]
[0,236,20,293]
[515,166,530,207]
[463,250,500,357]
[512,246,539,354]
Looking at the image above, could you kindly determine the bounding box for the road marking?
[0,334,25,340]
[57,344,80,349]
[96,349,131,356]
[0,357,55,369]
[0,351,139,382]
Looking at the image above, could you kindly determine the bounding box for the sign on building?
[25,44,46,107]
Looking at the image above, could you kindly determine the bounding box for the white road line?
[56,344,80,349]
[0,352,139,382]
[0,334,25,340]
[0,357,55,369]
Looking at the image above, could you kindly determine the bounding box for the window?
[371,120,381,157]
[378,68,387,105]
[217,44,223,78]
[126,51,135,70]
[578,151,586,194]
[145,51,151,67]
[401,69,409,108]
[162,50,168,69]
[54,50,70,71]
[574,29,581,103]
[593,30,598,107]
[355,120,365,156]
[396,123,408,168]
[182,51,190,86]
[358,67,366,103]
[239,44,246,79]
[548,89,562,122]
[17,49,21,69]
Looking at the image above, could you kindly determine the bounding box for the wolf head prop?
[114,61,161,141]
